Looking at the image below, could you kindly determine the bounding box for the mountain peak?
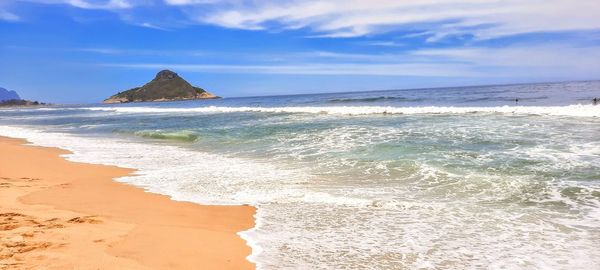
[155,70,179,81]
[0,87,21,101]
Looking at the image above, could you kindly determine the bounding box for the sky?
[1,0,599,103]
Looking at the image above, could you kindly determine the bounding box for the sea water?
[1,81,600,269]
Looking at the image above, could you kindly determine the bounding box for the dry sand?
[0,136,256,269]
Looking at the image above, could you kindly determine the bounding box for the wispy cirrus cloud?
[8,0,171,29]
[17,0,136,10]
[172,0,600,40]
[100,62,481,77]
[0,0,20,21]
[360,41,404,47]
[411,44,600,72]
[96,43,600,79]
[69,47,206,56]
[7,0,600,42]
[164,0,220,5]
[0,10,20,21]
[135,22,169,30]
[2,45,206,56]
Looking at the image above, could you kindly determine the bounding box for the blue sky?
[1,0,599,103]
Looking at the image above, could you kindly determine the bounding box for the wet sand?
[0,136,256,269]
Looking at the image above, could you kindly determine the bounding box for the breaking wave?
[80,104,600,117]
[132,130,199,142]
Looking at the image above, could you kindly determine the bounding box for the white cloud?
[164,0,221,5]
[0,10,20,21]
[172,0,600,40]
[72,0,133,9]
[136,22,168,30]
[412,45,600,70]
[11,0,600,40]
[360,41,404,47]
[17,0,135,10]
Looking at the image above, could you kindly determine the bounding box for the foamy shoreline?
[0,125,279,269]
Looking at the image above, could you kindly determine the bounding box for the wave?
[82,104,600,117]
[131,130,199,142]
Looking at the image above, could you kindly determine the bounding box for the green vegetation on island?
[0,99,48,107]
[103,70,219,103]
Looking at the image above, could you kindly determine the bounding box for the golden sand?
[0,136,255,269]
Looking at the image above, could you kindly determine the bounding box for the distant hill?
[0,87,49,107]
[103,70,219,103]
[0,87,20,101]
[0,99,47,107]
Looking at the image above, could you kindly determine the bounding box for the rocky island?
[103,70,219,104]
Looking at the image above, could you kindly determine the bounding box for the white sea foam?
[66,104,600,117]
[0,125,388,267]
[0,125,307,268]
[0,125,309,205]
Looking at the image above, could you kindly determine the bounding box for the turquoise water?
[1,80,600,269]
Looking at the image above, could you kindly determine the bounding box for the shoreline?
[0,136,256,269]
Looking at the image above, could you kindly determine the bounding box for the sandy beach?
[0,136,256,269]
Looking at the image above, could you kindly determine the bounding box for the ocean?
[1,80,600,269]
